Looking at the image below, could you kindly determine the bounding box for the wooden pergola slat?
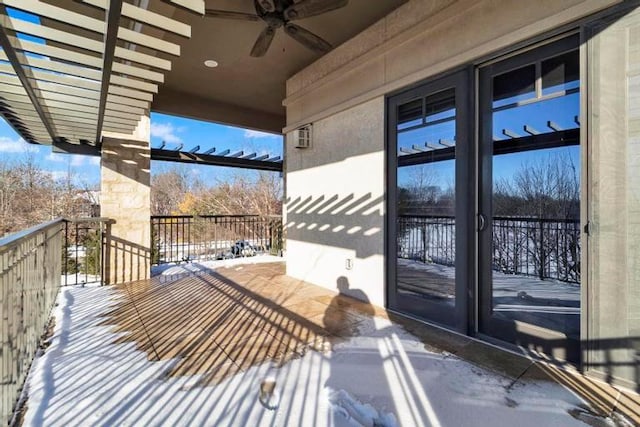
[0,0,201,146]
[0,18,55,143]
[82,0,191,37]
[2,0,181,56]
[0,77,149,108]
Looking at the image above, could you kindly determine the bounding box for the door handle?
[477,213,487,231]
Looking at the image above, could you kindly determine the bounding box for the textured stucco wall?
[285,97,386,306]
[284,0,620,132]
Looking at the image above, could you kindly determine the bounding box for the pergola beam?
[52,139,101,156]
[96,0,124,143]
[150,148,283,172]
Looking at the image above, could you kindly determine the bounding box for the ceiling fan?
[205,0,349,57]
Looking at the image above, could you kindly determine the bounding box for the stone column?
[100,117,151,284]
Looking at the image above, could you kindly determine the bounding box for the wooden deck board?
[109,263,371,385]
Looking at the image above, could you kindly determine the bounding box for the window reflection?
[396,88,456,305]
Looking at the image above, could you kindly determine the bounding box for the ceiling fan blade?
[284,0,348,21]
[284,24,332,53]
[205,9,260,21]
[251,26,276,57]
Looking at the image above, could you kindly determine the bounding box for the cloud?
[46,152,66,162]
[44,153,100,167]
[71,155,100,167]
[45,152,100,168]
[244,129,279,139]
[151,122,182,144]
[0,136,38,153]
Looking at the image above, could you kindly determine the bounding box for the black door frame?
[477,34,582,362]
[386,68,473,333]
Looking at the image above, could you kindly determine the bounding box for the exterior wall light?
[293,124,312,149]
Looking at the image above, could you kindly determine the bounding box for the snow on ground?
[20,265,620,426]
[151,254,285,277]
[61,273,101,287]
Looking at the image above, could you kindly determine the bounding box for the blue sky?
[0,113,283,188]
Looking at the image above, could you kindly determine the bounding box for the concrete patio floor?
[17,259,637,426]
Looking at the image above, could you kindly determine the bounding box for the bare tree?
[0,159,21,235]
[150,164,194,215]
[0,155,95,237]
[492,151,580,281]
[186,171,282,216]
[495,151,579,219]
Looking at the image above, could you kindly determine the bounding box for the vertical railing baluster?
[100,221,104,286]
[64,220,68,287]
[74,221,78,285]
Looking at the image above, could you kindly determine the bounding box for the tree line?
[0,155,97,238]
[0,156,282,239]
[399,152,579,220]
[151,165,282,217]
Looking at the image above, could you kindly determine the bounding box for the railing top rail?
[0,218,64,251]
[151,214,282,219]
[398,214,579,223]
[198,214,262,219]
[492,216,580,224]
[64,217,115,224]
[399,214,455,219]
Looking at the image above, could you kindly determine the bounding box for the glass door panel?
[479,35,581,362]
[388,71,469,330]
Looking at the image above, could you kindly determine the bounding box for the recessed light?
[204,59,219,68]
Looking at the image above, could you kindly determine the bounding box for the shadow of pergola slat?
[104,262,374,386]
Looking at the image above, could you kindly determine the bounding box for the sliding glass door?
[478,35,582,362]
[387,34,581,362]
[388,70,470,330]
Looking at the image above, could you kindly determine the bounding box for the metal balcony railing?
[0,217,115,424]
[1,219,63,424]
[398,215,580,283]
[62,218,114,286]
[151,215,283,265]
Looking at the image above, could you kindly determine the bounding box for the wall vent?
[294,124,312,149]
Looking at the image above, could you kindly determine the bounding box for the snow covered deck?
[18,259,629,426]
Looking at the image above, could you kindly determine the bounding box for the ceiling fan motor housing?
[207,0,350,57]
